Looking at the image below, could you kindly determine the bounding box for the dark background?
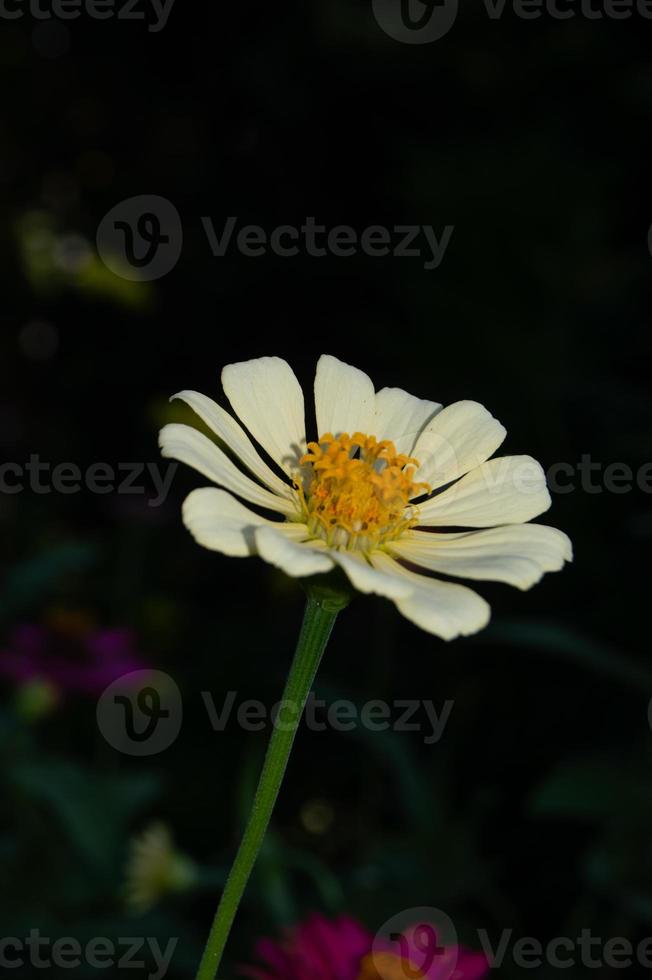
[1,2,652,977]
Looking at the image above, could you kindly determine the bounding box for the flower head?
[0,612,146,698]
[160,355,572,639]
[300,432,430,551]
[124,822,196,914]
[241,914,489,980]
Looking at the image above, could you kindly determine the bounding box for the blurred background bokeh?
[1,3,651,977]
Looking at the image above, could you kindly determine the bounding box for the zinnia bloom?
[160,355,571,638]
[242,914,489,980]
[0,614,146,697]
[124,822,196,914]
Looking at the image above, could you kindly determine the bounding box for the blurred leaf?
[316,681,445,835]
[612,890,652,924]
[485,618,652,692]
[76,255,152,310]
[257,835,297,926]
[14,210,151,310]
[278,843,344,912]
[358,723,443,834]
[10,759,161,875]
[0,543,97,618]
[232,742,342,921]
[530,758,650,821]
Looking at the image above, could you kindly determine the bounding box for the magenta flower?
[241,914,489,980]
[0,616,146,698]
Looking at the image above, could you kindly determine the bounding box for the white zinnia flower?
[124,822,196,913]
[160,354,572,640]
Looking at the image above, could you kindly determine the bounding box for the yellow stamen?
[297,432,430,552]
[357,951,425,980]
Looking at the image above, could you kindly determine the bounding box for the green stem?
[194,592,343,980]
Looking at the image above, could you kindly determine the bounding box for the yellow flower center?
[298,432,430,552]
[357,951,425,980]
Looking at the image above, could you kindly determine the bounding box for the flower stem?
[194,592,344,980]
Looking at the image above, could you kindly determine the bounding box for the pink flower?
[0,614,147,698]
[241,914,489,980]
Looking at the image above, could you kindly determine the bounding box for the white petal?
[372,552,491,640]
[182,487,307,556]
[416,455,551,527]
[373,387,442,455]
[389,524,573,590]
[314,354,375,438]
[221,357,306,477]
[159,423,297,516]
[172,390,295,502]
[330,550,412,600]
[412,401,506,491]
[255,526,334,578]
